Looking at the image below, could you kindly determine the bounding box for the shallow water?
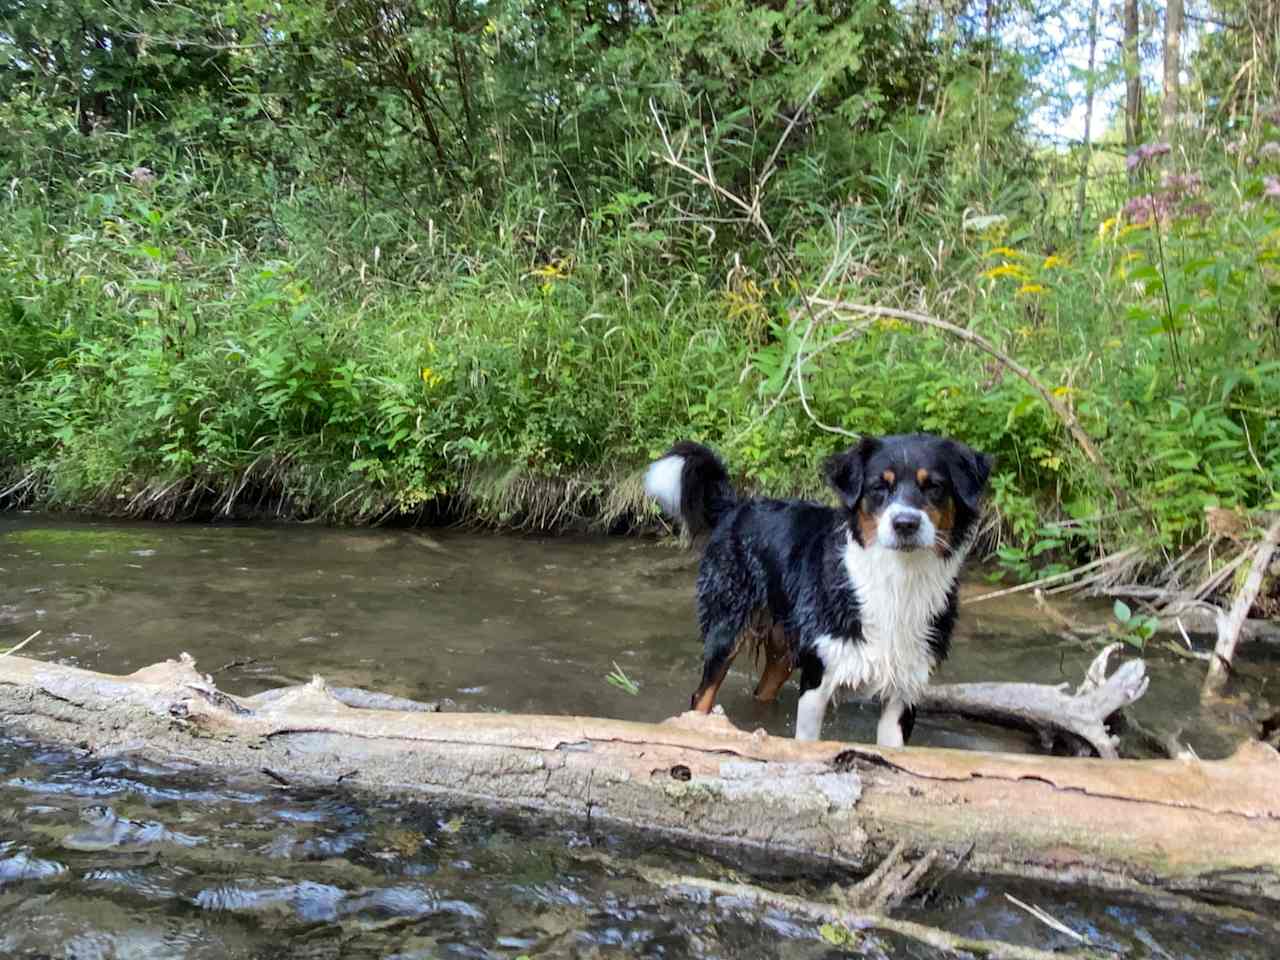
[1,514,1274,957]
[1,734,1272,959]
[0,513,1258,754]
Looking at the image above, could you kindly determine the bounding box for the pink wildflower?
[1160,172,1202,195]
[1126,142,1171,172]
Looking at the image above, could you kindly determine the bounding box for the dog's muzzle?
[879,505,934,551]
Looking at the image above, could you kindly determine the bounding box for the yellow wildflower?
[980,263,1029,280]
[1016,283,1046,296]
[529,259,570,280]
[1098,217,1117,238]
[421,367,442,387]
[985,246,1022,258]
[1041,255,1066,269]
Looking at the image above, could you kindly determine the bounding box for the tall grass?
[3,120,1279,588]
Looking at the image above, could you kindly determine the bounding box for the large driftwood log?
[2,653,1278,909]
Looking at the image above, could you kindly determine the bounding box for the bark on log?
[2,653,1279,908]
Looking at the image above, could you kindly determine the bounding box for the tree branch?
[807,297,1129,504]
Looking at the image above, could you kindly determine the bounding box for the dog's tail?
[643,441,738,537]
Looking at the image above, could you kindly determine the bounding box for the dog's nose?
[892,513,922,538]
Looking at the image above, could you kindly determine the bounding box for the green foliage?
[0,0,1277,583]
[605,662,641,697]
[1111,600,1159,650]
[818,922,859,947]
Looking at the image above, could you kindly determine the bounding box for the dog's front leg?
[794,654,829,740]
[795,689,831,740]
[876,696,912,747]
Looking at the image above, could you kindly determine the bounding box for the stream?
[1,514,1274,958]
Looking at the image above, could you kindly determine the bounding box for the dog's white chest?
[813,537,961,703]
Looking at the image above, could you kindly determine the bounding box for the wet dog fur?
[644,434,991,746]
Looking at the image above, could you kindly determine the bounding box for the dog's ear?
[824,437,879,511]
[946,441,993,512]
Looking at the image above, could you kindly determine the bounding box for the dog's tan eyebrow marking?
[882,470,895,485]
[917,468,929,486]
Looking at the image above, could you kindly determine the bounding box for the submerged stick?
[574,851,1107,959]
[1,630,40,657]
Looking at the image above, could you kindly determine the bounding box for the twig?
[260,768,291,787]
[1175,617,1194,650]
[1032,588,1103,639]
[572,851,1103,959]
[1005,894,1089,944]
[0,472,37,501]
[807,298,1129,505]
[1185,546,1250,602]
[1,631,40,657]
[964,549,1140,605]
[919,841,975,906]
[1203,516,1280,699]
[843,839,908,903]
[649,99,773,243]
[750,80,824,223]
[652,86,876,446]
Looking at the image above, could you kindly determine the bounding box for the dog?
[644,433,991,746]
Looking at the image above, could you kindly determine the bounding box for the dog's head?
[824,434,992,556]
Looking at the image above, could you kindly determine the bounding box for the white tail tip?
[644,455,685,517]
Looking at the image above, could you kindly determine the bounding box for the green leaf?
[1113,600,1132,623]
[818,923,854,946]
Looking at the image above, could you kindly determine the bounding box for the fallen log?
[920,644,1149,758]
[2,653,1278,909]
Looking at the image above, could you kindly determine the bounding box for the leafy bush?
[2,2,1278,582]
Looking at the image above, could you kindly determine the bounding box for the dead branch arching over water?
[2,652,1278,909]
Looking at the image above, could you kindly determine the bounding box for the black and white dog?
[644,434,991,746]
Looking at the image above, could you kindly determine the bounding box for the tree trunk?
[1074,0,1101,235]
[1124,0,1143,148]
[1162,0,1185,137]
[2,653,1278,906]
